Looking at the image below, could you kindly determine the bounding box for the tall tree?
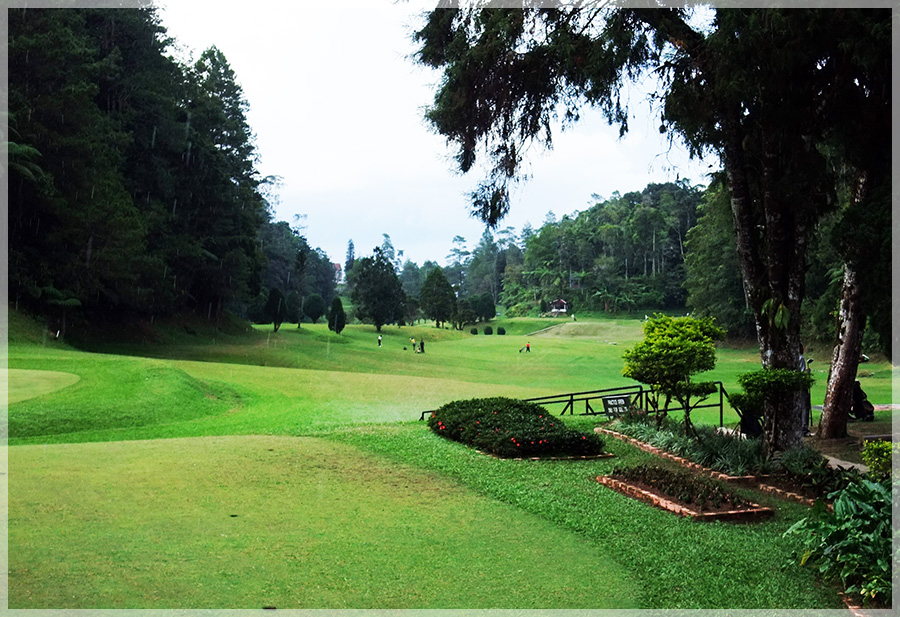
[414,6,890,454]
[327,296,347,334]
[344,240,355,280]
[348,247,406,332]
[684,177,753,337]
[419,266,456,329]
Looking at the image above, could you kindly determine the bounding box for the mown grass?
[325,423,845,609]
[9,435,638,609]
[6,308,895,609]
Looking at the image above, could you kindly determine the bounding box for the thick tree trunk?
[818,263,865,439]
[723,126,809,456]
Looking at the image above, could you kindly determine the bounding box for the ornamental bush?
[428,397,605,458]
[860,440,892,480]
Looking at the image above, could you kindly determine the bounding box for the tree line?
[7,7,336,335]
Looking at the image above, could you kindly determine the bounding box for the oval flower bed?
[598,464,773,522]
[428,397,607,459]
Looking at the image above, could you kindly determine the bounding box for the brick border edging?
[596,475,774,522]
[596,427,821,508]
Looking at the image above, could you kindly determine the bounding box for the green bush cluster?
[428,397,605,458]
[784,478,893,606]
[484,325,493,335]
[497,327,506,335]
[470,328,478,335]
[860,440,892,480]
[611,464,748,511]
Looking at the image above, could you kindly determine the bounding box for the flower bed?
[598,422,860,507]
[598,464,773,522]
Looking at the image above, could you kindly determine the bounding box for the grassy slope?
[7,309,895,609]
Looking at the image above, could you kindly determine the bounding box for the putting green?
[6,369,81,404]
[9,434,640,609]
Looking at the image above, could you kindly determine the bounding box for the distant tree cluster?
[244,220,337,327]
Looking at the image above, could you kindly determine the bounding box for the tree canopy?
[414,6,890,452]
[348,247,406,332]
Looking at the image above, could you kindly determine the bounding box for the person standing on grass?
[526,342,530,353]
[420,339,425,354]
[378,334,382,347]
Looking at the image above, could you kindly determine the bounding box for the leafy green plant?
[773,445,860,498]
[860,440,892,480]
[428,397,604,458]
[783,478,893,606]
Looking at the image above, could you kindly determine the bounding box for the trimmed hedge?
[428,397,605,458]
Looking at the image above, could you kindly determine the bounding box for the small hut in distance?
[549,298,568,317]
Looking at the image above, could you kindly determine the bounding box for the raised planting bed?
[598,464,774,522]
[596,426,838,508]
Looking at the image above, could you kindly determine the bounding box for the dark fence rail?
[420,382,732,426]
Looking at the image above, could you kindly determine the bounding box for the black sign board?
[601,394,631,417]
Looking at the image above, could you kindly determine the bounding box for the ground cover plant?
[427,396,604,458]
[7,308,893,609]
[607,463,750,512]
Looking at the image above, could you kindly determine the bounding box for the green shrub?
[784,478,893,606]
[470,328,478,335]
[484,325,493,335]
[610,464,748,511]
[860,440,892,480]
[428,397,605,458]
[497,327,506,335]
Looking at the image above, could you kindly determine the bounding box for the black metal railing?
[419,381,731,426]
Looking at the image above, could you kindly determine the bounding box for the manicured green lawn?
[6,310,895,609]
[9,435,638,609]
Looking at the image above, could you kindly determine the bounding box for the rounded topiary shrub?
[484,325,493,335]
[428,397,605,458]
[497,327,506,335]
[470,328,478,335]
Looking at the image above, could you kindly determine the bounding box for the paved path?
[822,455,869,473]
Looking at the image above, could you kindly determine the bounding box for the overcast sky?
[157,0,718,267]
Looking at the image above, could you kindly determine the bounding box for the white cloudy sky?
[157,0,718,267]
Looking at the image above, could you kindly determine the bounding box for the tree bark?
[818,263,865,439]
[722,122,809,455]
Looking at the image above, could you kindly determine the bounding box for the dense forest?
[7,7,890,360]
[7,7,336,334]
